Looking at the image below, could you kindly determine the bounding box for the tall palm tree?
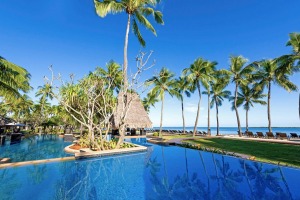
[182,58,217,137]
[94,0,164,89]
[146,67,177,138]
[254,59,298,132]
[228,56,254,137]
[205,73,231,136]
[277,33,300,119]
[174,77,191,134]
[0,56,31,99]
[234,85,267,132]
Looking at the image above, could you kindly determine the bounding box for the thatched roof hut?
[111,92,152,129]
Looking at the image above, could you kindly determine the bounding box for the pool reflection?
[0,140,299,200]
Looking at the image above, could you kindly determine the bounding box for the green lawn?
[178,137,300,168]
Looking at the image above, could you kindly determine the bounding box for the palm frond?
[132,19,146,47]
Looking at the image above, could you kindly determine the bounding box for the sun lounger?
[276,132,289,140]
[290,133,299,138]
[266,132,275,139]
[256,132,265,138]
[246,131,255,137]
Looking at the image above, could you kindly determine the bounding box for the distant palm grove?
[0,30,299,138]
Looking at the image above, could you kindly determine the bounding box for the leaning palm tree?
[174,76,191,134]
[94,0,164,89]
[253,59,298,132]
[182,58,217,137]
[205,73,231,136]
[0,56,31,100]
[228,56,254,137]
[234,85,267,132]
[146,67,177,138]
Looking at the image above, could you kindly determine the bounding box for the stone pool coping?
[0,157,75,169]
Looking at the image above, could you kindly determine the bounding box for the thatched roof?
[111,92,152,129]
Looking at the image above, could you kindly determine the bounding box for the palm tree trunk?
[215,98,220,136]
[268,82,272,132]
[298,93,299,119]
[207,92,211,136]
[159,93,165,138]
[123,14,131,91]
[234,83,242,136]
[193,81,201,137]
[181,98,186,134]
[246,109,249,132]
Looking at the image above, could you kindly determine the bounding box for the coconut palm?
[142,92,158,113]
[277,33,300,119]
[0,56,31,99]
[228,56,254,137]
[182,58,217,137]
[234,85,267,132]
[94,0,164,89]
[5,94,34,122]
[95,61,122,92]
[146,67,177,138]
[253,59,298,132]
[204,73,231,136]
[174,76,191,134]
[36,83,53,103]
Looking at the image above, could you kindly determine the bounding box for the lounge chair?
[266,132,275,139]
[275,132,281,138]
[277,132,289,140]
[246,131,255,137]
[202,131,207,135]
[256,132,265,138]
[290,133,299,138]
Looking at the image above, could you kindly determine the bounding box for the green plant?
[78,134,90,148]
[153,132,159,137]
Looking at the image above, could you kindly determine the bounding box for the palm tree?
[0,56,31,99]
[174,77,191,134]
[182,58,217,137]
[253,59,298,132]
[146,67,177,138]
[95,61,122,92]
[234,85,267,132]
[205,73,231,136]
[277,33,300,119]
[94,0,164,89]
[142,92,158,113]
[228,56,254,137]
[36,83,53,103]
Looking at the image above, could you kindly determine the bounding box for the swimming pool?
[0,138,299,199]
[0,135,72,162]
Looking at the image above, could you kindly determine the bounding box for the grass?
[167,137,300,168]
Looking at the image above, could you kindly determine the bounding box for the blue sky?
[1,0,300,127]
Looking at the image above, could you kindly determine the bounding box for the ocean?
[152,126,300,136]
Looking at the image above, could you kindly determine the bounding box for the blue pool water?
[0,135,72,162]
[0,138,299,199]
